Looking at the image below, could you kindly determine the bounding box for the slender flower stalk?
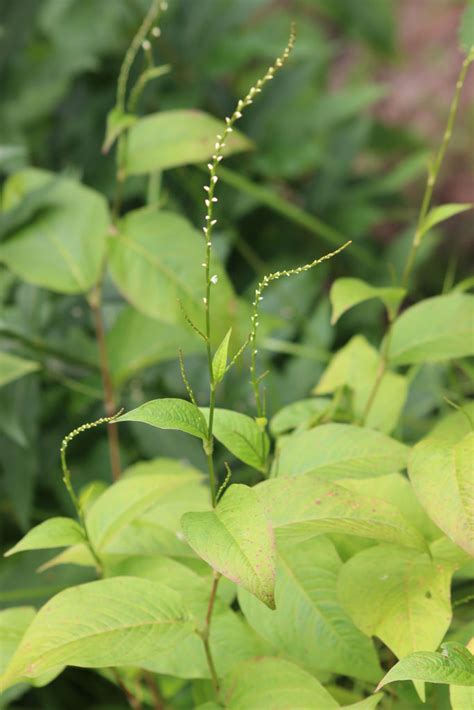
[249,242,351,459]
[188,25,296,698]
[60,413,122,573]
[362,49,474,425]
[199,24,296,506]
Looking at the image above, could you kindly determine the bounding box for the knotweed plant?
[1,3,473,709]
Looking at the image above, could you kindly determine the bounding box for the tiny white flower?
[142,39,151,51]
[152,26,161,37]
[210,274,219,284]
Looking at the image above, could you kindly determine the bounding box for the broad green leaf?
[314,336,408,434]
[123,110,251,175]
[451,641,474,709]
[428,401,474,445]
[255,474,427,551]
[5,518,84,557]
[270,398,329,436]
[201,408,269,472]
[182,484,276,608]
[460,3,474,52]
[418,204,472,239]
[0,607,36,673]
[376,642,474,690]
[274,423,408,479]
[0,168,109,293]
[102,107,137,154]
[108,207,235,339]
[107,306,201,386]
[212,328,232,384]
[117,398,208,441]
[338,545,454,663]
[0,577,193,691]
[0,352,39,389]
[109,554,272,679]
[409,432,474,556]
[343,698,384,710]
[220,657,339,709]
[330,277,405,323]
[339,473,440,542]
[86,460,208,552]
[389,294,474,365]
[238,536,380,682]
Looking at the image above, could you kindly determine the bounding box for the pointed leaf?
[117,398,208,441]
[108,208,235,338]
[255,474,427,551]
[389,293,474,365]
[409,432,474,555]
[0,169,109,294]
[376,642,474,690]
[419,204,472,240]
[86,461,208,551]
[0,577,193,691]
[0,351,39,389]
[239,536,381,682]
[314,336,408,434]
[0,607,36,672]
[220,657,339,709]
[201,408,269,472]
[5,518,85,557]
[182,484,276,608]
[330,277,405,323]
[275,423,408,479]
[123,110,252,175]
[270,398,329,436]
[212,328,232,384]
[338,545,454,662]
[107,306,202,386]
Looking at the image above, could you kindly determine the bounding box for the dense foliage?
[1,1,473,709]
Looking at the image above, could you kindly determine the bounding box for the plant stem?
[363,50,473,424]
[143,671,165,710]
[112,670,142,710]
[200,573,221,697]
[88,286,122,481]
[402,48,474,289]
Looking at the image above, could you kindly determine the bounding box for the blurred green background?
[0,0,472,707]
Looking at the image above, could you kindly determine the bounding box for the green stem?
[402,49,474,289]
[199,573,221,696]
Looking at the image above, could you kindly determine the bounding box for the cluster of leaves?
[1,2,474,709]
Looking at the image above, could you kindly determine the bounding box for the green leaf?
[238,536,381,682]
[220,657,339,709]
[460,3,474,52]
[338,545,454,663]
[0,607,36,673]
[102,107,137,154]
[428,401,474,445]
[200,408,269,472]
[451,643,474,709]
[418,204,472,239]
[0,168,109,294]
[376,642,474,690]
[212,328,232,384]
[314,336,408,433]
[117,398,208,441]
[108,207,235,339]
[389,293,474,365]
[123,110,252,175]
[270,398,330,436]
[107,306,201,386]
[408,432,474,556]
[330,277,405,323]
[182,484,276,608]
[0,352,39,389]
[255,474,427,551]
[108,554,272,680]
[86,461,208,552]
[0,577,193,691]
[5,518,84,557]
[275,423,408,479]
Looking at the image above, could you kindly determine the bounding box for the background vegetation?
[0,1,472,708]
